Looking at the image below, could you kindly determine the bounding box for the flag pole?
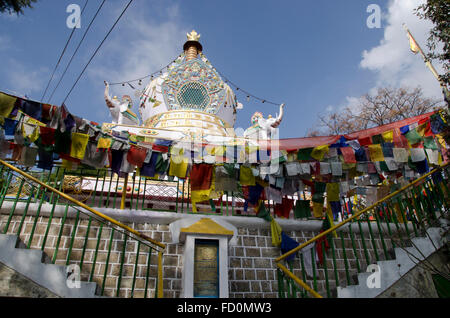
[402,23,449,107]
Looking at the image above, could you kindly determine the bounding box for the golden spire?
[187,30,201,42]
[184,30,203,61]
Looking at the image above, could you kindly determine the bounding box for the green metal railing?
[0,162,255,217]
[0,159,165,298]
[276,162,450,298]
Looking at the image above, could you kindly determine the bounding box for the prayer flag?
[405,128,422,145]
[340,147,356,163]
[408,33,420,54]
[0,93,17,119]
[239,165,256,186]
[310,145,329,161]
[382,130,394,143]
[368,144,385,162]
[326,183,340,202]
[70,132,89,160]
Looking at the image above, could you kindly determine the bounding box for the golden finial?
[187,30,201,42]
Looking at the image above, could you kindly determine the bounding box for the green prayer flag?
[294,200,311,219]
[155,153,169,174]
[424,137,439,150]
[405,128,423,145]
[379,161,390,172]
[256,202,272,222]
[297,148,313,161]
[315,182,326,193]
[312,193,325,204]
[371,134,383,144]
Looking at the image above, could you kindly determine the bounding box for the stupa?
[102,30,285,146]
[103,31,244,141]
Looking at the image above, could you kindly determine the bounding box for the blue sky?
[0,0,445,138]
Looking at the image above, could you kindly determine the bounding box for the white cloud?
[88,3,190,101]
[2,58,48,97]
[360,0,445,99]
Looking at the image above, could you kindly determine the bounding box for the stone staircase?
[0,234,99,298]
[337,226,446,298]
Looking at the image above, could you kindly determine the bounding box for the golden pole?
[277,263,323,298]
[120,174,128,210]
[402,24,445,87]
[157,251,164,298]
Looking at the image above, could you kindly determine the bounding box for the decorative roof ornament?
[187,30,201,42]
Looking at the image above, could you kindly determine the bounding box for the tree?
[0,0,37,15]
[415,0,450,86]
[310,86,443,136]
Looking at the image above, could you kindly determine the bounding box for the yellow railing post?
[157,251,164,298]
[120,174,129,210]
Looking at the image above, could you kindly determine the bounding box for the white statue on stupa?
[104,81,140,126]
[244,103,285,140]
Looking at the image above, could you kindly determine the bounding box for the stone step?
[337,226,445,298]
[0,234,100,298]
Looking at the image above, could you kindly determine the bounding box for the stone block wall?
[1,210,392,298]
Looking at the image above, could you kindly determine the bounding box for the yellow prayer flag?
[368,144,385,162]
[382,130,393,143]
[326,183,340,202]
[311,145,329,161]
[70,132,90,160]
[22,123,39,143]
[270,219,282,247]
[21,111,46,127]
[312,202,324,218]
[436,134,447,149]
[0,93,16,119]
[326,205,338,238]
[168,156,188,178]
[97,137,112,149]
[239,165,256,186]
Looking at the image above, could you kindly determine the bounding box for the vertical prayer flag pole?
[402,23,449,108]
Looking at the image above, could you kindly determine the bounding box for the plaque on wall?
[193,240,219,298]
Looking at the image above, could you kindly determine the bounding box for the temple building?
[0,29,448,300]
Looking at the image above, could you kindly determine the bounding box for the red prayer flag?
[127,146,147,168]
[274,197,294,219]
[39,127,56,146]
[190,164,213,191]
[340,147,356,163]
[358,137,372,146]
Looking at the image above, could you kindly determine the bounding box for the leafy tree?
[310,86,443,136]
[0,0,37,15]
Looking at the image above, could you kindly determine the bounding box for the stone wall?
[1,208,391,298]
